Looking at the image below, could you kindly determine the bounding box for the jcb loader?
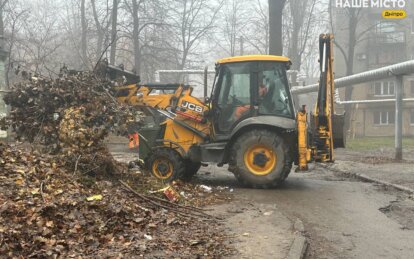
[115,34,345,188]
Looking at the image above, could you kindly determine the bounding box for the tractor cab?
[210,55,295,137]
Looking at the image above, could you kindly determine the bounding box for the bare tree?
[131,0,141,74]
[0,0,9,98]
[2,1,27,85]
[168,0,223,70]
[329,1,370,132]
[242,0,269,54]
[285,0,318,71]
[0,0,8,40]
[91,0,111,61]
[218,0,247,56]
[80,0,88,68]
[14,1,64,74]
[124,0,165,75]
[109,0,118,65]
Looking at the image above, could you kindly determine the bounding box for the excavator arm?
[297,34,345,170]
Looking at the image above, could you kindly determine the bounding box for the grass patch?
[346,137,414,150]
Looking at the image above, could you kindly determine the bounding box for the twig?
[141,191,207,213]
[119,180,217,220]
[73,155,82,175]
[40,181,45,203]
[82,165,101,175]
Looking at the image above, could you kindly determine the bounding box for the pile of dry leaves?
[1,72,133,150]
[0,71,138,176]
[0,72,234,257]
[0,143,232,257]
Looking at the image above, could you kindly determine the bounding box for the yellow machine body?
[115,83,211,154]
[112,37,344,185]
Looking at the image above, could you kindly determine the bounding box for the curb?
[286,219,308,259]
[319,164,414,195]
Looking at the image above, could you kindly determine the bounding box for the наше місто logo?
[335,0,406,8]
[335,0,407,19]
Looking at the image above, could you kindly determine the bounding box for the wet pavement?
[196,165,414,259]
[107,140,414,258]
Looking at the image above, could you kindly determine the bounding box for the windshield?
[258,62,293,118]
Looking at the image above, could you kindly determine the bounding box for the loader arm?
[114,82,211,155]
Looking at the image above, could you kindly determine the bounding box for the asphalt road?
[107,142,414,258]
[195,165,414,259]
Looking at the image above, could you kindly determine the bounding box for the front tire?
[146,148,185,182]
[229,129,292,188]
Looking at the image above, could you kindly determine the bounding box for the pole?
[240,37,244,56]
[395,76,403,160]
[203,66,208,99]
[0,34,8,140]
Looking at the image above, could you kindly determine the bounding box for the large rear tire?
[146,148,185,182]
[229,129,292,188]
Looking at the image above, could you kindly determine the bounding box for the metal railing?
[291,60,414,160]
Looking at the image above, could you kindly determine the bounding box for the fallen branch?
[142,190,208,213]
[119,180,217,220]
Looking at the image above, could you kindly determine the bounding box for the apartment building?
[333,4,414,137]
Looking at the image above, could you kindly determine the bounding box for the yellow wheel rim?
[152,158,173,180]
[243,144,277,176]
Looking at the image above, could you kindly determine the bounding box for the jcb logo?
[181,101,203,113]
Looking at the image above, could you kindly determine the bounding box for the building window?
[411,110,414,126]
[376,21,405,43]
[374,81,395,96]
[374,111,395,125]
[412,17,414,34]
[411,80,414,95]
[356,53,367,61]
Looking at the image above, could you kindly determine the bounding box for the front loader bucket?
[138,128,159,161]
[332,114,346,148]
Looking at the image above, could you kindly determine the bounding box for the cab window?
[218,64,251,106]
[258,62,293,118]
[215,62,253,133]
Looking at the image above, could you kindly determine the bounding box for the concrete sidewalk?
[331,154,414,192]
[210,200,296,259]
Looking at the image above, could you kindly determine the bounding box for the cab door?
[211,62,258,136]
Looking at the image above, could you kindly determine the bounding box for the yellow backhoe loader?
[113,34,345,188]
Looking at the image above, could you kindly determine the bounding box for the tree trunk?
[110,0,118,65]
[288,19,301,70]
[344,9,358,133]
[81,0,88,69]
[268,0,285,55]
[0,0,8,116]
[132,0,141,75]
[287,0,305,71]
[91,0,104,61]
[0,0,6,49]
